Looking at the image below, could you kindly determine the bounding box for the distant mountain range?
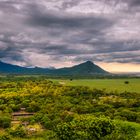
[0,60,108,75]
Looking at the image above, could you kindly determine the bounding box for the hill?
[49,61,108,75]
[0,61,50,74]
[0,60,108,75]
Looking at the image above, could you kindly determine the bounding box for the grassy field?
[51,78,140,93]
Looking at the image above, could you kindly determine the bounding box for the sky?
[0,0,140,72]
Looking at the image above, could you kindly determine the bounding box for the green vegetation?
[52,78,140,93]
[0,76,140,140]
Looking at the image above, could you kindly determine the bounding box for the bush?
[0,114,11,128]
[55,115,115,140]
[26,101,40,112]
[0,133,11,140]
[119,109,137,122]
[42,130,57,140]
[8,125,27,137]
[124,81,129,84]
[103,120,137,140]
[41,115,52,129]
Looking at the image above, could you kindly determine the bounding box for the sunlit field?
[51,79,140,93]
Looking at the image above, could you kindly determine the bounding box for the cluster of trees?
[0,76,140,140]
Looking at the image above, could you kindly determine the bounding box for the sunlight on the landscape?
[0,0,140,139]
[97,62,140,73]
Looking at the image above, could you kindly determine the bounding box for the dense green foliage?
[8,125,27,137]
[0,76,140,139]
[0,113,11,128]
[55,116,115,140]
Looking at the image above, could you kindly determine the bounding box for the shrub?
[41,115,52,129]
[0,114,11,128]
[119,109,137,122]
[124,81,129,84]
[8,125,27,137]
[0,133,11,140]
[103,121,137,140]
[55,115,115,140]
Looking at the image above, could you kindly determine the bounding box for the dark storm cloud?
[0,0,140,67]
[129,0,140,6]
[73,51,140,64]
[27,10,113,30]
[0,43,24,63]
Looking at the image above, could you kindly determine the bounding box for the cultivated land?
[51,78,140,93]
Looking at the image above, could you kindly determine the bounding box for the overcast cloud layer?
[0,0,140,68]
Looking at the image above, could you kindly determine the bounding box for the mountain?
[0,61,27,73]
[49,61,108,75]
[0,61,49,74]
[0,60,108,75]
